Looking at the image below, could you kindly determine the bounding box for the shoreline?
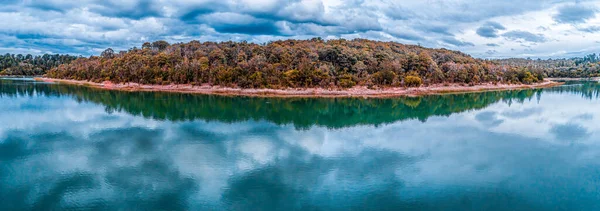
[35,77,563,98]
[547,77,600,81]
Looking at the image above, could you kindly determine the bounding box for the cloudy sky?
[1,0,600,58]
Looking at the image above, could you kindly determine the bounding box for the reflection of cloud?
[550,123,590,142]
[476,111,504,127]
[573,113,594,121]
[238,138,276,166]
[3,81,600,210]
[501,107,542,119]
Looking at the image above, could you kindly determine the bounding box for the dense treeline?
[496,53,600,78]
[47,39,544,89]
[0,78,542,129]
[0,54,79,76]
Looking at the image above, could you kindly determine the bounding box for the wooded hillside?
[45,39,544,88]
[496,54,600,78]
[0,54,78,76]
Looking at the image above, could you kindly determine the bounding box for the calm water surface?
[1,78,600,210]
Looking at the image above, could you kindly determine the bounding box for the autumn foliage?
[46,38,544,88]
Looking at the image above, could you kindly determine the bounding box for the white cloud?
[0,0,599,58]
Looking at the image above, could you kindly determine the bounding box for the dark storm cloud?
[502,30,547,43]
[476,21,506,38]
[553,4,597,24]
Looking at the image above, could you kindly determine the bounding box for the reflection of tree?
[0,79,544,129]
[544,82,600,100]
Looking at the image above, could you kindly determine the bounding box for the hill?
[496,54,600,78]
[46,39,543,89]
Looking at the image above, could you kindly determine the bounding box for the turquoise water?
[1,78,600,210]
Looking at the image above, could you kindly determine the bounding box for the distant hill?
[495,53,600,78]
[0,54,79,76]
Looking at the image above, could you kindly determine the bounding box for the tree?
[152,41,170,51]
[101,48,115,59]
[142,42,152,50]
[372,70,396,86]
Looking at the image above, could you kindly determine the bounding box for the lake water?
[1,78,600,210]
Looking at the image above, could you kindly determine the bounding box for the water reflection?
[1,79,600,210]
[0,78,546,128]
[545,82,600,100]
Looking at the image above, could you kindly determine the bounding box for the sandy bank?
[547,77,600,82]
[36,77,563,98]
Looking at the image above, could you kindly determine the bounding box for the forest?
[0,54,79,76]
[44,39,544,89]
[496,53,600,78]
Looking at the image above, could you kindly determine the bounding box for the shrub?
[284,69,301,87]
[521,71,536,84]
[372,70,396,86]
[338,74,356,88]
[404,75,423,87]
[249,72,266,88]
[216,68,234,85]
[338,79,356,88]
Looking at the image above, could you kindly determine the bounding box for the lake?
[1,78,600,210]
